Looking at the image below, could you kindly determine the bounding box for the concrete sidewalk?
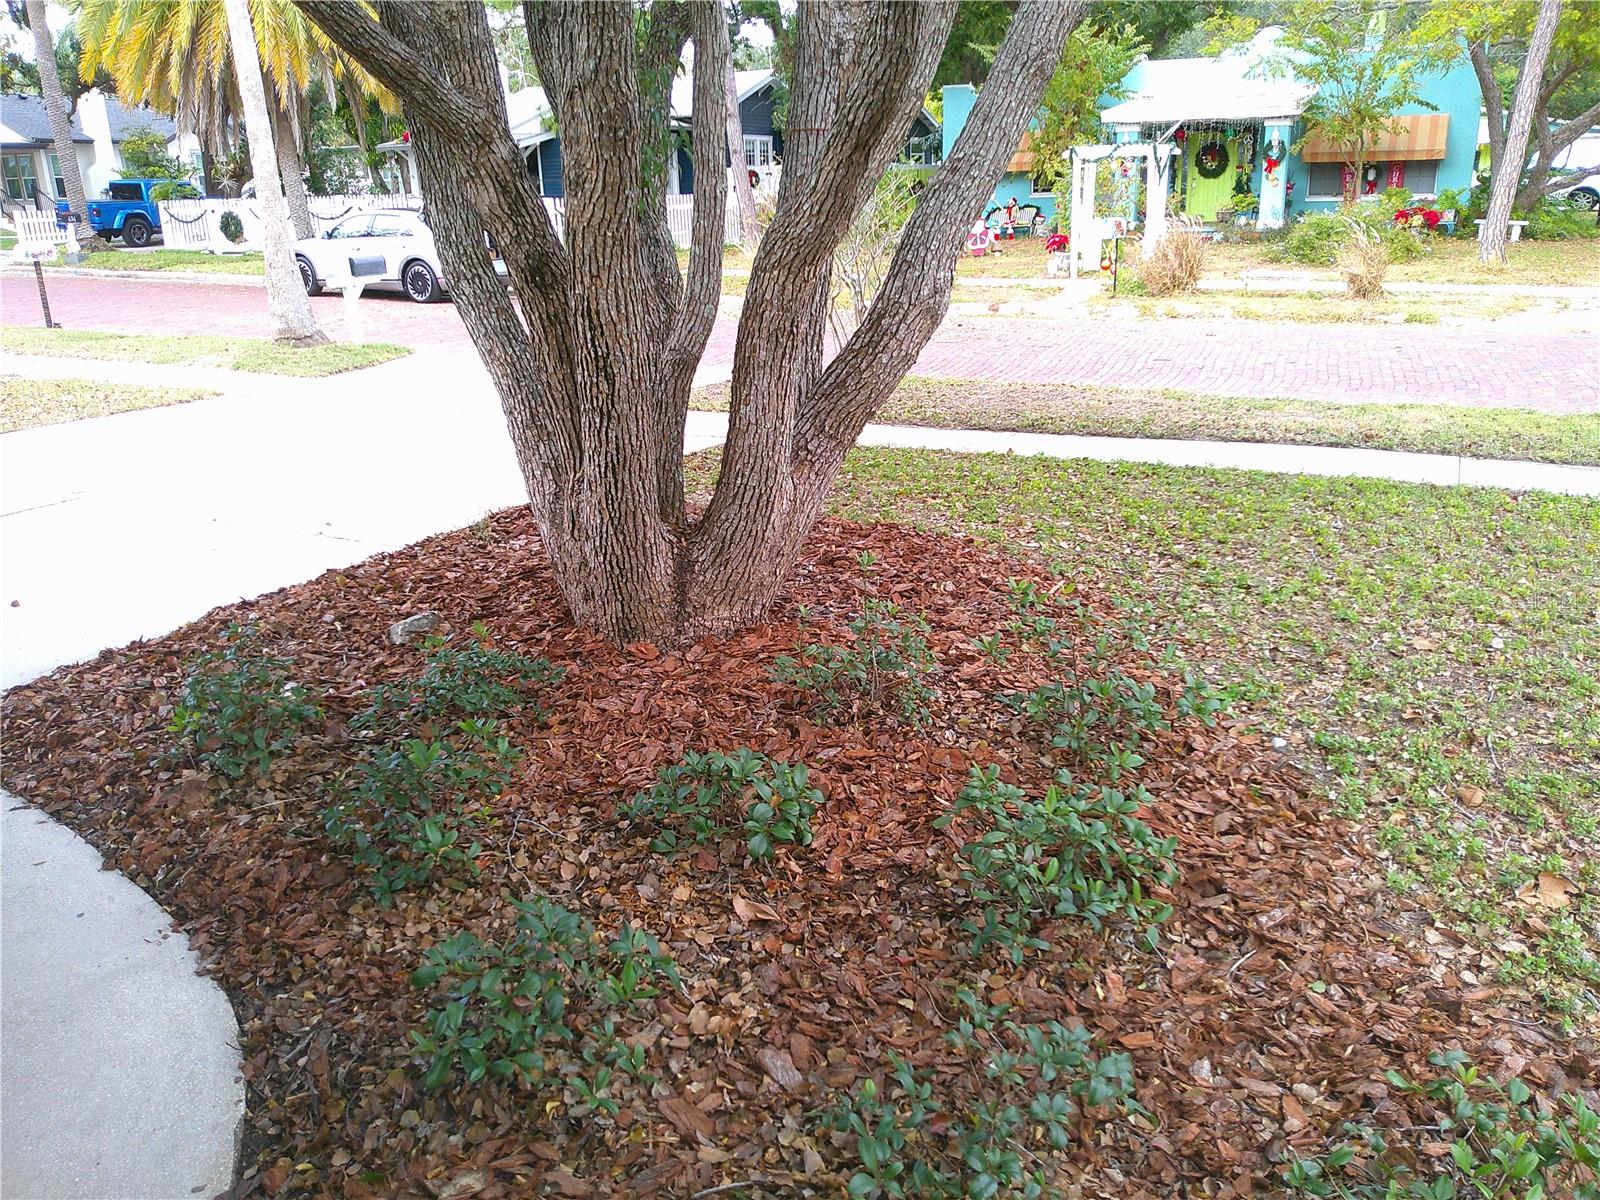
[1,798,243,1200]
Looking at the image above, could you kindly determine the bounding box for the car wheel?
[121,216,152,247]
[1570,188,1600,211]
[403,259,443,303]
[296,256,322,296]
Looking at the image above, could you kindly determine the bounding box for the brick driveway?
[5,272,1594,413]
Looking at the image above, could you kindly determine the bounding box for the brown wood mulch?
[2,511,1591,1200]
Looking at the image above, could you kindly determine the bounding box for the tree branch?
[294,0,486,135]
[1468,40,1504,179]
[797,0,1085,462]
[667,2,728,384]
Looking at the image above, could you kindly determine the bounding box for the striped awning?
[1008,132,1037,173]
[1300,113,1450,162]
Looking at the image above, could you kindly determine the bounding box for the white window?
[1305,161,1346,200]
[48,151,65,198]
[743,135,773,169]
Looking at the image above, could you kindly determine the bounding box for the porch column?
[1257,117,1293,230]
[1142,143,1176,258]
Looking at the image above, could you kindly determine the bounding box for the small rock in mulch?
[387,610,442,645]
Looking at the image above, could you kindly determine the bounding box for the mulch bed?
[2,511,1592,1200]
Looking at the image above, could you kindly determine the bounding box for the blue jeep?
[56,178,187,247]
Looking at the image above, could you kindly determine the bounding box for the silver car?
[293,208,502,303]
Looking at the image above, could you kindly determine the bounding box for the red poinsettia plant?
[1392,206,1442,229]
[1045,233,1069,253]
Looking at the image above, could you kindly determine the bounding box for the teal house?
[945,27,1481,232]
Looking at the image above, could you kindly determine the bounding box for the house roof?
[1100,28,1315,126]
[1,92,90,146]
[0,92,177,149]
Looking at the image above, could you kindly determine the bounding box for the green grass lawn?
[1206,237,1600,287]
[0,374,217,432]
[1,326,410,377]
[691,376,1600,466]
[50,248,265,274]
[686,448,1600,1017]
[1098,288,1544,326]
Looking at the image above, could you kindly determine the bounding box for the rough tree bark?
[1481,0,1561,263]
[1469,35,1599,213]
[298,0,1081,645]
[24,0,99,244]
[271,99,316,239]
[724,59,761,250]
[224,0,327,343]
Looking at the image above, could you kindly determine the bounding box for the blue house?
[944,27,1481,232]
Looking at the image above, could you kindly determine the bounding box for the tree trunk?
[1516,92,1600,211]
[301,0,1080,646]
[223,0,326,344]
[1468,40,1503,188]
[272,101,315,237]
[25,0,101,247]
[1482,0,1561,263]
[724,59,761,251]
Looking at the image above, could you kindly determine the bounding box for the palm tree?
[22,0,100,245]
[221,0,323,344]
[76,0,389,235]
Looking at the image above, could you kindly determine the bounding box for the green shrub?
[934,765,1177,963]
[621,748,820,859]
[355,626,563,730]
[1284,1051,1600,1198]
[771,598,938,725]
[323,717,519,905]
[169,623,323,780]
[1275,210,1425,266]
[1526,198,1600,240]
[409,894,679,1097]
[820,988,1139,1198]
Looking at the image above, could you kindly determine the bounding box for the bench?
[1474,218,1528,242]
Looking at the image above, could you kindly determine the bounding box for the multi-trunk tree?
[1476,0,1563,264]
[299,0,1081,646]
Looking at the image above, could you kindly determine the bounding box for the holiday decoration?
[1262,136,1285,176]
[1099,250,1112,272]
[1386,162,1406,190]
[1392,207,1442,229]
[1045,233,1069,253]
[1195,140,1230,179]
[400,130,411,144]
[1363,164,1379,195]
[1174,128,1187,144]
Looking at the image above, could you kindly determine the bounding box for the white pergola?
[1064,141,1178,278]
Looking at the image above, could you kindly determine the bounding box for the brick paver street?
[5,272,1595,413]
[913,316,1598,413]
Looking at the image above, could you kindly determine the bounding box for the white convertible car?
[294,208,505,303]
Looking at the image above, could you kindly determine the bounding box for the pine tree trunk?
[1482,0,1562,264]
[25,0,100,247]
[302,0,1081,645]
[272,102,315,238]
[222,0,327,344]
[724,60,761,251]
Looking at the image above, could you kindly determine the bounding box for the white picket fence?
[158,194,420,252]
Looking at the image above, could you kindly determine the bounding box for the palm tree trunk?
[1481,0,1562,264]
[271,102,315,238]
[222,0,327,344]
[723,60,760,251]
[24,0,102,248]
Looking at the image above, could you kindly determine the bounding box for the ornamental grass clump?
[1138,217,1207,296]
[1340,219,1390,302]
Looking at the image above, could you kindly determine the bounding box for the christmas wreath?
[1194,140,1230,179]
[1262,136,1286,173]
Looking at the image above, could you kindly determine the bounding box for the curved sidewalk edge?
[1,794,242,1200]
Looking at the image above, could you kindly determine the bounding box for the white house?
[1,88,201,214]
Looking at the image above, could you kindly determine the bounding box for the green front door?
[1184,136,1237,221]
